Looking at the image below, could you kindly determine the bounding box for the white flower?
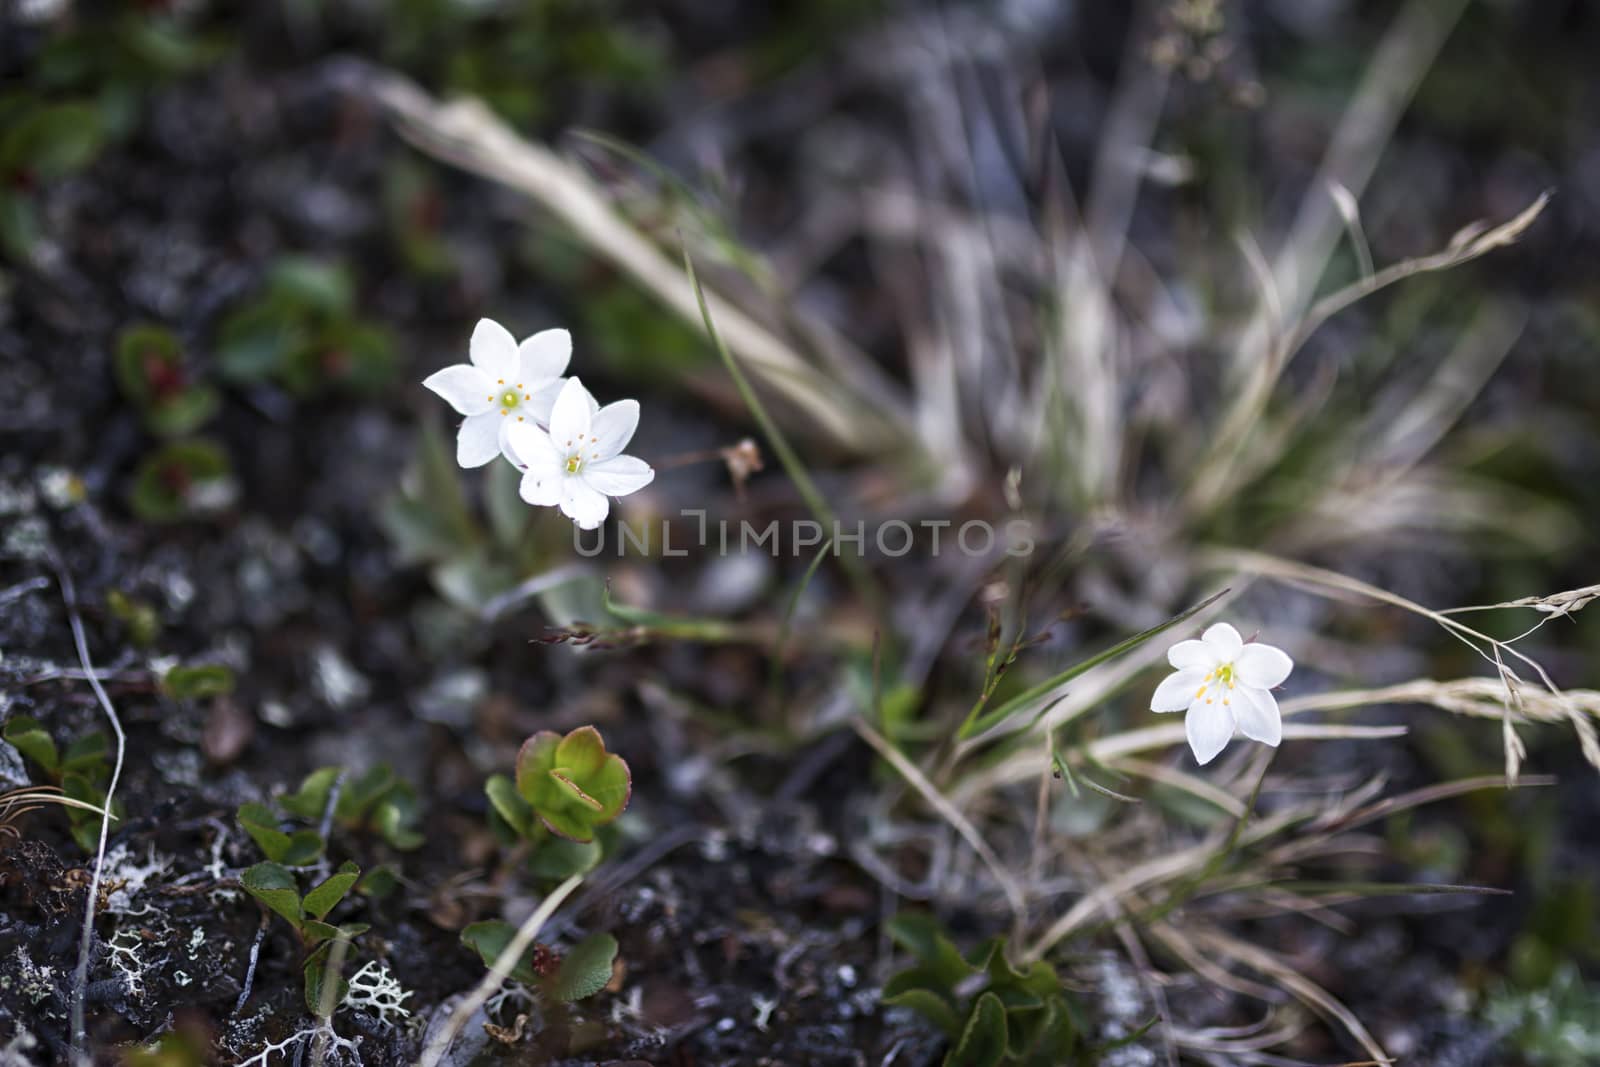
[422,318,571,468]
[506,377,654,530]
[1151,622,1294,765]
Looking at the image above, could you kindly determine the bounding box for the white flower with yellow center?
[422,318,570,468]
[507,377,654,530]
[1151,622,1294,765]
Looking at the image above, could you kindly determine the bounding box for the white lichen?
[106,927,156,1000]
[341,961,413,1030]
[101,842,171,917]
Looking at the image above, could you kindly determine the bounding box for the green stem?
[680,248,886,631]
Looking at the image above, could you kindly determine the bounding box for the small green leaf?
[485,774,534,840]
[161,664,235,701]
[515,727,632,843]
[303,860,360,921]
[357,865,399,899]
[527,836,603,881]
[129,439,234,523]
[881,987,963,1038]
[304,958,350,1018]
[373,797,424,851]
[885,913,979,992]
[279,766,341,821]
[238,802,322,866]
[948,991,1008,1067]
[461,920,545,985]
[0,102,104,179]
[241,862,304,929]
[268,257,353,314]
[550,932,617,1002]
[301,919,339,946]
[337,764,396,824]
[3,716,60,774]
[216,300,301,383]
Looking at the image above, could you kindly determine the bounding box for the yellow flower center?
[565,454,583,475]
[1195,662,1237,706]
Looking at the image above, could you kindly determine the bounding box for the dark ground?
[3,2,1600,1065]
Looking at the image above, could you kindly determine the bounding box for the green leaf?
[303,860,361,921]
[336,764,396,824]
[145,387,220,438]
[600,583,740,641]
[959,588,1230,739]
[237,802,322,865]
[0,191,40,260]
[279,766,341,821]
[357,865,399,899]
[61,773,117,854]
[484,457,531,552]
[304,957,350,1018]
[515,727,631,843]
[485,773,535,840]
[241,862,304,929]
[550,932,617,1002]
[216,300,301,383]
[881,987,964,1038]
[2,716,60,774]
[527,836,603,881]
[373,795,424,851]
[114,323,180,397]
[268,257,353,315]
[59,732,109,776]
[461,920,547,985]
[0,102,104,179]
[947,992,1008,1067]
[886,913,979,991]
[160,664,235,700]
[129,439,234,523]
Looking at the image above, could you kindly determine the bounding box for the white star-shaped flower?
[1151,622,1294,765]
[506,377,654,530]
[422,318,571,468]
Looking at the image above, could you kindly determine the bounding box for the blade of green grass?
[681,247,884,624]
[768,537,834,713]
[959,588,1228,740]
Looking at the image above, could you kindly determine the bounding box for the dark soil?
[3,3,1600,1066]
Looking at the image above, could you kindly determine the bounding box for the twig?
[58,558,127,1067]
[234,913,270,1015]
[416,872,583,1067]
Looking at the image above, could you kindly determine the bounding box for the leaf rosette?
[513,726,631,842]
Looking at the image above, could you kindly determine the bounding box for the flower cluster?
[423,319,653,529]
[1152,622,1294,765]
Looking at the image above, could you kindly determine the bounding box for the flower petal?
[1151,669,1206,713]
[469,318,518,381]
[583,455,654,498]
[520,468,562,507]
[1201,622,1243,661]
[1234,687,1282,746]
[548,377,594,449]
[507,422,560,471]
[560,477,609,529]
[1167,639,1217,671]
[422,364,494,416]
[517,328,571,382]
[589,399,639,461]
[513,430,564,507]
[1186,700,1235,765]
[1235,643,1293,689]
[526,379,565,426]
[456,411,502,468]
